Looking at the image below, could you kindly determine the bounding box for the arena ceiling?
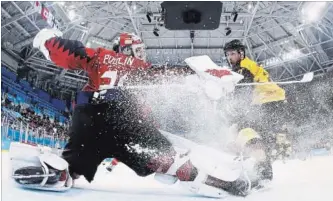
[1,1,333,93]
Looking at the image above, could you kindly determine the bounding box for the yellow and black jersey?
[233,57,286,105]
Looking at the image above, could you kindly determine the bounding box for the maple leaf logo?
[205,69,231,78]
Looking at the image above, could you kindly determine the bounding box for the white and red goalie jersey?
[33,29,150,91]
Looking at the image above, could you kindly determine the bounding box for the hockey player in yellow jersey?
[223,39,289,158]
[223,39,285,105]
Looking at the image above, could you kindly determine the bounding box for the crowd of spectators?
[1,64,195,143]
[1,90,69,141]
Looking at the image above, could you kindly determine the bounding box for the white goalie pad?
[9,142,53,171]
[9,142,68,172]
[9,142,73,192]
[39,152,68,171]
[160,130,243,181]
[154,173,178,185]
[180,171,230,198]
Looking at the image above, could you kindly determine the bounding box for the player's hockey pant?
[62,91,190,182]
[235,100,288,142]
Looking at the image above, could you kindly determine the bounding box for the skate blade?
[15,183,71,192]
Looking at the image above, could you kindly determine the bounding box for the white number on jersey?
[99,71,118,90]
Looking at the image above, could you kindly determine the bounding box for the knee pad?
[164,151,193,178]
[150,150,233,198]
[156,150,198,182]
[149,150,196,182]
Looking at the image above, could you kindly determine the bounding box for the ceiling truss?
[1,1,333,93]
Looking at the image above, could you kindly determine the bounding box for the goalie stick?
[117,72,314,90]
[237,72,314,86]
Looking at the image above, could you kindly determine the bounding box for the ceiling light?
[248,3,253,10]
[57,2,65,6]
[153,27,159,36]
[190,30,195,42]
[68,10,76,21]
[146,12,153,23]
[282,49,302,60]
[301,2,326,23]
[225,27,232,36]
[232,11,238,22]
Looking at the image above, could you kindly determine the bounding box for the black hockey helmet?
[223,39,246,62]
[224,39,245,53]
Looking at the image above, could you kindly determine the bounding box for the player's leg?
[259,100,290,158]
[61,103,109,182]
[107,101,251,197]
[259,100,288,135]
[60,91,159,182]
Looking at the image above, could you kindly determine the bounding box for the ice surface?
[2,152,333,201]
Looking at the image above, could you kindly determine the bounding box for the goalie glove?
[184,55,244,101]
[33,28,63,61]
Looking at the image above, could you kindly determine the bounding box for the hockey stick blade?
[236,72,314,86]
[299,72,314,82]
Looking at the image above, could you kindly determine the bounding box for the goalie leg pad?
[150,150,197,183]
[179,169,230,198]
[10,142,73,191]
[154,173,178,185]
[13,166,62,185]
[151,151,229,198]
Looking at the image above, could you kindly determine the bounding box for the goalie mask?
[113,33,146,61]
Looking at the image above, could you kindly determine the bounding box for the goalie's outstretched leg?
[59,99,250,197]
[10,94,250,197]
[148,149,251,198]
[10,142,73,191]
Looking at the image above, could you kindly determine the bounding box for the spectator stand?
[1,65,69,150]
